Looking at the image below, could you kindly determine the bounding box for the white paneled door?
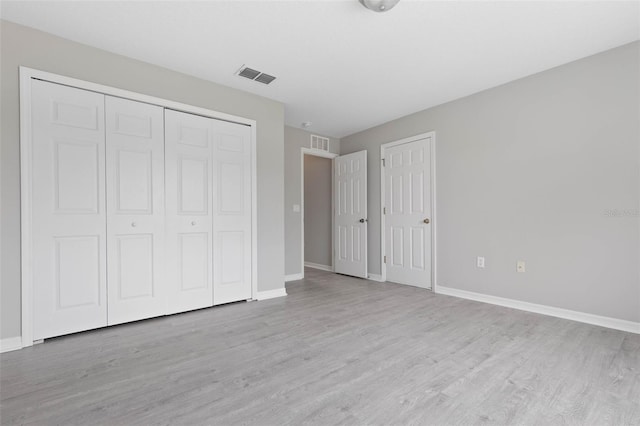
[383,137,432,288]
[212,120,252,305]
[106,96,166,325]
[31,80,108,340]
[334,151,368,278]
[165,109,214,313]
[165,110,252,307]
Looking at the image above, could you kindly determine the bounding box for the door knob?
[131,222,137,227]
[423,218,430,224]
[191,221,196,226]
[359,218,368,223]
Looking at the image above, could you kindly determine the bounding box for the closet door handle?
[191,221,197,226]
[131,222,137,228]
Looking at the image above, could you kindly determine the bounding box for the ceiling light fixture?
[359,0,400,13]
[302,122,312,128]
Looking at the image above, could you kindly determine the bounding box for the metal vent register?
[236,65,277,85]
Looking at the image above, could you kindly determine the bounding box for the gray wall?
[284,126,340,276]
[304,155,332,267]
[0,20,286,340]
[341,42,640,322]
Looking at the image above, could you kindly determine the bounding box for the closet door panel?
[106,96,166,325]
[165,110,214,313]
[31,80,107,340]
[212,121,252,305]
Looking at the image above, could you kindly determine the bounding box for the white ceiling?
[2,1,639,138]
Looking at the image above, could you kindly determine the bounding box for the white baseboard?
[1,336,23,353]
[304,262,333,272]
[285,273,304,282]
[256,288,288,301]
[367,273,384,282]
[436,286,640,334]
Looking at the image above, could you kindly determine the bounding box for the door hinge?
[384,255,387,264]
[383,207,386,215]
[382,158,385,167]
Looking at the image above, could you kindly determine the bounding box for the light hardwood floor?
[1,268,639,425]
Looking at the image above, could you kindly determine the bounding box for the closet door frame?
[19,67,258,348]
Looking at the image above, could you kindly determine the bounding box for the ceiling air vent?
[238,67,261,80]
[254,73,276,85]
[236,65,277,85]
[310,135,330,152]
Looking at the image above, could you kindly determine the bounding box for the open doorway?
[301,148,337,276]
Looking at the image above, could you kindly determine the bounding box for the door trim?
[300,148,338,279]
[380,132,437,291]
[19,67,258,348]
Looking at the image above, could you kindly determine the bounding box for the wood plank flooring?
[1,268,639,425]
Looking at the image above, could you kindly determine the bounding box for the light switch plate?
[477,257,485,268]
[293,204,300,213]
[517,260,526,273]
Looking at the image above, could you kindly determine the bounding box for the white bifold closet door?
[105,96,166,325]
[165,110,252,309]
[31,80,108,340]
[30,79,253,340]
[165,110,214,313]
[211,119,252,304]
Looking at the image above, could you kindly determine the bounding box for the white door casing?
[212,120,253,304]
[165,109,214,313]
[383,137,432,288]
[105,96,166,325]
[31,80,108,340]
[334,150,368,278]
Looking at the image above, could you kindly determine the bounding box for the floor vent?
[310,134,330,152]
[236,65,277,85]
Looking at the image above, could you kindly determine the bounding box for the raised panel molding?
[51,100,98,130]
[352,227,361,261]
[116,149,152,213]
[220,231,244,285]
[54,141,99,213]
[219,162,243,214]
[55,236,101,309]
[178,157,208,215]
[391,227,403,266]
[179,125,208,147]
[338,226,347,260]
[116,234,154,300]
[178,233,208,291]
[353,178,361,214]
[410,147,423,165]
[410,227,425,270]
[410,172,424,213]
[218,133,243,152]
[114,113,152,138]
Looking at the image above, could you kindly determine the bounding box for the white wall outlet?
[477,256,485,268]
[293,204,300,213]
[517,260,526,273]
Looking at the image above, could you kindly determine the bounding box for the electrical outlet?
[477,256,485,268]
[517,260,526,273]
[293,204,300,213]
